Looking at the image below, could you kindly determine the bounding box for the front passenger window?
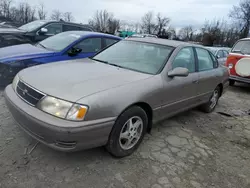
[196,48,214,71]
[44,24,62,35]
[74,38,102,53]
[172,47,195,73]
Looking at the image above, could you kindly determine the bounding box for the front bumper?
[4,85,115,152]
[229,75,250,84]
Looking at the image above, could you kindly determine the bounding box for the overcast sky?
[21,0,240,28]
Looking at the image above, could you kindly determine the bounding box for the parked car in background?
[4,38,229,157]
[128,34,158,38]
[0,31,121,86]
[226,38,250,85]
[0,20,94,48]
[206,47,230,65]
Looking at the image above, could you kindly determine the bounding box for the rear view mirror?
[68,47,82,56]
[39,28,48,35]
[168,67,189,77]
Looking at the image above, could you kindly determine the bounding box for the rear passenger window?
[217,50,223,58]
[104,38,119,47]
[79,27,92,31]
[196,48,214,71]
[210,52,218,68]
[223,50,229,57]
[63,25,80,31]
[172,47,195,73]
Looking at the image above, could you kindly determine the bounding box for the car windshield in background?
[18,20,48,31]
[38,32,81,51]
[232,40,250,54]
[93,40,174,74]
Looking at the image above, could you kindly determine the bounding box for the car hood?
[19,58,153,102]
[0,27,26,34]
[0,44,55,62]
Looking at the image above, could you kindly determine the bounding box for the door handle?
[192,80,199,84]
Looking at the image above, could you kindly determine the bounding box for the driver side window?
[44,24,62,35]
[172,47,195,73]
[74,38,102,53]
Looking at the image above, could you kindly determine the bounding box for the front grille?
[16,80,45,106]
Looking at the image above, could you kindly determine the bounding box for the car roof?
[61,31,121,39]
[125,37,201,48]
[39,20,93,28]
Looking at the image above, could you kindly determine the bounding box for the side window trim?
[192,46,199,72]
[208,51,218,68]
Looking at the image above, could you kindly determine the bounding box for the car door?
[35,23,63,42]
[160,47,200,117]
[58,37,103,61]
[195,47,220,103]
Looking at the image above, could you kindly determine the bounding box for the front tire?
[229,79,235,86]
[106,106,148,158]
[200,86,220,113]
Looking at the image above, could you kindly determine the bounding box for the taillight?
[228,63,234,69]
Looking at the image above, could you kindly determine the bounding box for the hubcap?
[119,116,143,150]
[210,90,219,109]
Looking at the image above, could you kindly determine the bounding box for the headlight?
[12,74,19,91]
[37,96,88,121]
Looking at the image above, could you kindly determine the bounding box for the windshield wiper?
[90,58,124,68]
[37,43,46,49]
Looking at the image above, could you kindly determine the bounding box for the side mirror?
[216,55,220,59]
[68,47,82,57]
[39,28,48,35]
[168,67,189,77]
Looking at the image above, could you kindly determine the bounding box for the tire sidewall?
[107,106,148,157]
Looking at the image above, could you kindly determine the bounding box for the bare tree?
[0,0,12,18]
[13,2,36,24]
[38,3,46,20]
[141,11,156,34]
[50,9,62,21]
[108,18,120,34]
[229,0,250,38]
[64,12,74,22]
[178,25,194,41]
[89,10,119,34]
[156,13,170,35]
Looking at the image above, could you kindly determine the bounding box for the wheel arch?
[217,83,223,97]
[117,102,153,133]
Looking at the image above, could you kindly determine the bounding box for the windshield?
[38,32,81,51]
[93,40,174,74]
[232,40,250,54]
[18,20,48,31]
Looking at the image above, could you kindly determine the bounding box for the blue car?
[0,31,121,86]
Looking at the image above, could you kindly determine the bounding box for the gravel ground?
[0,84,250,188]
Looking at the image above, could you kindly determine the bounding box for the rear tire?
[200,86,220,113]
[229,79,235,86]
[106,106,148,158]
